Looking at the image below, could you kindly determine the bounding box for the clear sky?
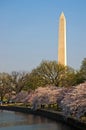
[0,0,86,73]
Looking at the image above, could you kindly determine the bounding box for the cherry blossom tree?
[13,82,86,121]
[59,83,86,118]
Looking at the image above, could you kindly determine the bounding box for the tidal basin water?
[0,110,75,130]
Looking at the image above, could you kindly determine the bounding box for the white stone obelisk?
[58,12,67,66]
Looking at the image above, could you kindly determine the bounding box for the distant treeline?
[0,58,86,101]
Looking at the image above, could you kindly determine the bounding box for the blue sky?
[0,0,86,72]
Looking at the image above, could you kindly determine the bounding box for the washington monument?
[58,12,67,66]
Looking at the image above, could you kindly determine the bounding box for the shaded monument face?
[58,12,67,66]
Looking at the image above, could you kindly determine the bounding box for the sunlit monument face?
[58,12,67,66]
